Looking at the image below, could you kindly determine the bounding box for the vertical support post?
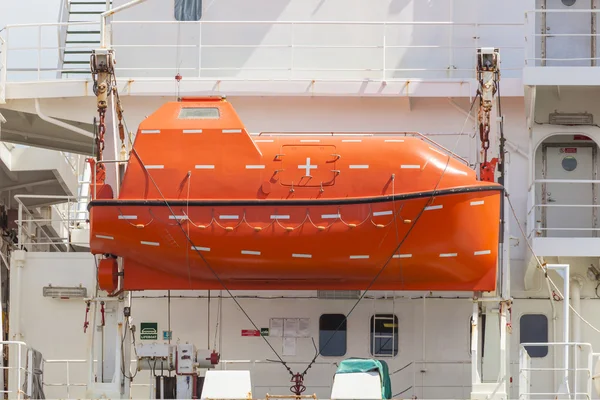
[593,145,598,237]
[290,22,295,80]
[37,26,41,81]
[17,203,23,249]
[541,1,547,66]
[382,23,386,81]
[592,0,597,67]
[0,35,7,104]
[547,264,570,396]
[26,349,33,397]
[471,300,481,385]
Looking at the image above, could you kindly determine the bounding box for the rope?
[301,93,481,376]
[112,88,295,374]
[505,192,600,335]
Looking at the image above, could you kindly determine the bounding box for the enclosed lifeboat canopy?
[89,97,502,292]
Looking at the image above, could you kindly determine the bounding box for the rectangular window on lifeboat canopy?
[178,107,220,119]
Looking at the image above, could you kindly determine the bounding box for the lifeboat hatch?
[278,144,338,187]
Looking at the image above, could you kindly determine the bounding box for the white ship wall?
[109,0,527,80]
[14,251,588,399]
[6,94,555,400]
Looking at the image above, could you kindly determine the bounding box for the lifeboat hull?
[88,97,503,292]
[89,186,501,291]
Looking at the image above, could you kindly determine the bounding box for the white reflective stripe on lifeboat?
[474,250,491,256]
[401,165,420,169]
[350,255,369,259]
[270,215,290,220]
[145,165,164,169]
[169,215,187,220]
[191,246,210,252]
[439,253,458,257]
[292,253,312,258]
[141,130,160,134]
[223,129,242,133]
[183,129,203,134]
[393,254,412,258]
[349,165,369,169]
[321,214,340,219]
[470,200,485,206]
[118,215,137,220]
[141,241,160,246]
[424,205,443,211]
[254,139,274,143]
[373,210,393,216]
[195,165,215,169]
[219,215,239,220]
[95,235,114,240]
[246,165,266,169]
[241,250,261,255]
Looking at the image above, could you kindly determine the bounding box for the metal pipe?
[100,0,149,48]
[471,301,480,385]
[546,264,571,396]
[570,276,583,395]
[34,98,93,138]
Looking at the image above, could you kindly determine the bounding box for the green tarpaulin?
[335,358,392,399]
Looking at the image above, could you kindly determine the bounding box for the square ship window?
[520,314,548,358]
[319,314,347,357]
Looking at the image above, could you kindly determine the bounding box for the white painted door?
[544,146,594,237]
[545,0,592,66]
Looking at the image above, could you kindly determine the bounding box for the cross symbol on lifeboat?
[298,157,318,178]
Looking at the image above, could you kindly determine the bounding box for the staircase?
[61,1,112,78]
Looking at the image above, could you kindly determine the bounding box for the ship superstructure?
[1,0,600,399]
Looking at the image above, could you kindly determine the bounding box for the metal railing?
[257,131,470,166]
[524,9,600,67]
[0,341,37,399]
[0,19,524,84]
[39,357,474,399]
[519,342,597,400]
[390,360,471,399]
[527,179,600,239]
[14,194,89,251]
[42,359,150,399]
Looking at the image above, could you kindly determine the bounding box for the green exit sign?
[140,322,158,340]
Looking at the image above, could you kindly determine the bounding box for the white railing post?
[0,34,7,104]
[382,23,386,81]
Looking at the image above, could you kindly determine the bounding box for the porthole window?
[562,0,576,6]
[562,156,577,172]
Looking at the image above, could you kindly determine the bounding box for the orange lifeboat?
[88,97,502,293]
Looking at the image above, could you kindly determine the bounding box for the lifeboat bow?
[89,97,502,293]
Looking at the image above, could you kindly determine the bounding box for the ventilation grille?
[317,290,361,300]
[549,112,593,126]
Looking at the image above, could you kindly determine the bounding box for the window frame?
[318,314,348,357]
[369,314,399,357]
[174,0,202,22]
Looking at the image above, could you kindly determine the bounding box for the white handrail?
[1,19,525,83]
